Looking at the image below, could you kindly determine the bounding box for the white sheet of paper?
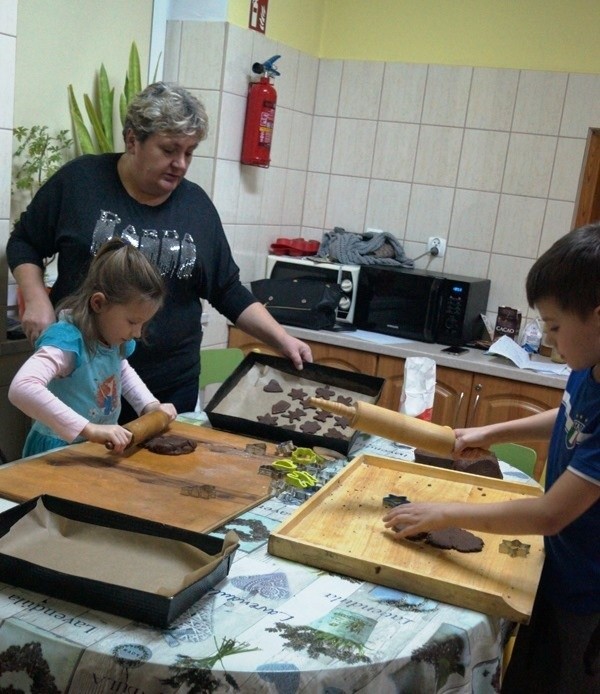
[487,336,570,375]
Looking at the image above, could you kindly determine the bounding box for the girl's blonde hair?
[57,238,165,354]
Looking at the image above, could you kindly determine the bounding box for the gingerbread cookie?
[336,395,353,406]
[324,428,349,440]
[300,421,321,434]
[263,379,283,393]
[426,527,484,553]
[288,388,308,401]
[282,408,304,423]
[314,410,333,422]
[271,400,290,415]
[315,386,335,399]
[257,413,278,425]
[143,434,197,456]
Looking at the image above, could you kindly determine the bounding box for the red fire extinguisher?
[241,55,280,168]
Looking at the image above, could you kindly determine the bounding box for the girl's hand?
[82,423,133,453]
[143,401,177,421]
[383,502,451,539]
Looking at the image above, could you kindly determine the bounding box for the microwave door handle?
[425,278,444,342]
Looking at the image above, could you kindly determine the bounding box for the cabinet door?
[375,355,405,410]
[434,366,473,428]
[466,373,563,480]
[228,327,377,374]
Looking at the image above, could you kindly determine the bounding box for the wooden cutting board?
[269,454,545,622]
[0,421,274,533]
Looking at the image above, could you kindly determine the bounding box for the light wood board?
[0,422,274,533]
[269,454,545,622]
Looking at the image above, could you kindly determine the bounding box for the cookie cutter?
[245,442,267,455]
[258,464,287,479]
[285,470,318,489]
[382,494,411,508]
[272,458,297,471]
[499,539,531,558]
[290,447,318,466]
[276,440,296,456]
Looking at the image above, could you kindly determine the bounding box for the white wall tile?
[0,35,16,129]
[493,195,547,257]
[0,129,11,219]
[187,155,214,196]
[466,67,518,131]
[560,74,600,138]
[178,22,225,90]
[269,106,292,168]
[314,59,342,116]
[294,52,319,114]
[0,1,17,35]
[413,125,463,187]
[449,189,499,251]
[287,111,312,171]
[512,71,567,135]
[371,122,419,182]
[549,137,586,202]
[308,116,336,172]
[503,134,556,197]
[237,165,265,223]
[212,159,240,223]
[338,61,384,120]
[457,129,509,192]
[331,118,377,178]
[230,224,261,283]
[365,179,411,239]
[192,88,220,158]
[324,175,369,232]
[223,23,255,96]
[259,166,286,225]
[487,254,532,315]
[163,21,181,82]
[282,169,307,225]
[405,184,454,242]
[443,247,490,281]
[302,172,329,229]
[274,43,299,110]
[539,200,576,254]
[379,62,427,123]
[216,91,245,161]
[422,65,472,127]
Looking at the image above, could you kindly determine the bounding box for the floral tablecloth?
[0,419,529,693]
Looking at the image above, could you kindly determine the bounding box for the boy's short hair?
[526,222,600,318]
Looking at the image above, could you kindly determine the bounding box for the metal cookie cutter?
[382,494,411,508]
[276,440,296,456]
[499,539,531,558]
[181,484,216,499]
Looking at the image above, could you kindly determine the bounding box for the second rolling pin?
[310,397,455,457]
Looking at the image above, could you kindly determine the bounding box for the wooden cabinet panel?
[466,374,563,480]
[375,355,405,411]
[434,366,473,428]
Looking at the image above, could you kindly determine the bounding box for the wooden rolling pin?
[105,410,171,450]
[310,397,455,457]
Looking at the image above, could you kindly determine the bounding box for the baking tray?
[205,352,384,454]
[269,454,545,622]
[0,495,238,628]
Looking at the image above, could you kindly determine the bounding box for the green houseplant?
[68,41,143,154]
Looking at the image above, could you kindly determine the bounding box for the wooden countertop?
[282,326,568,390]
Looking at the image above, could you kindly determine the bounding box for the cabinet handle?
[453,391,465,428]
[469,383,483,426]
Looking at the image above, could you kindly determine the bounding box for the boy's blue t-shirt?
[544,368,600,612]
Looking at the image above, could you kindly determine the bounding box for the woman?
[8,82,312,418]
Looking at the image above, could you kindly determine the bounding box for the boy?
[383,223,600,693]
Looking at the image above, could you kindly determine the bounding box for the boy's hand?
[82,423,133,453]
[143,401,177,421]
[383,502,450,538]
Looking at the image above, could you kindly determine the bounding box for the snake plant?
[68,41,142,155]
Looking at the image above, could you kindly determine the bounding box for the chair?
[490,443,537,479]
[198,347,244,409]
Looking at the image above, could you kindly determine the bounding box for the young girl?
[9,238,177,455]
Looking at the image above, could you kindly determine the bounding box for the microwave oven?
[354,266,491,345]
[265,255,361,324]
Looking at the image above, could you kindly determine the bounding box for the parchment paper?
[0,498,238,596]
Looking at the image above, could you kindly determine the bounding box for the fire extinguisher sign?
[249,0,268,34]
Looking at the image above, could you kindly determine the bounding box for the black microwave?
[354,266,491,345]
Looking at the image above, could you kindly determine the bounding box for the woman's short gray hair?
[122,82,209,142]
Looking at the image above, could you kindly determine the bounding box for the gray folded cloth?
[317,227,414,267]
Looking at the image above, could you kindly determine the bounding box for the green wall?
[230,0,600,73]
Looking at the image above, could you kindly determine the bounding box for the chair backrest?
[490,443,537,479]
[199,348,244,389]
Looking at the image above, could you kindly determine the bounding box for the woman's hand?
[82,423,133,453]
[142,401,178,420]
[277,334,313,370]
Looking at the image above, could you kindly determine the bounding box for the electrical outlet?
[427,236,446,257]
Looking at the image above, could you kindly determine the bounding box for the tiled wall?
[0,1,18,336]
[165,21,600,348]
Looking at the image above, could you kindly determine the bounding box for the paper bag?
[400,357,436,421]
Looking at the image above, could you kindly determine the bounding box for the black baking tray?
[0,495,237,628]
[205,352,384,454]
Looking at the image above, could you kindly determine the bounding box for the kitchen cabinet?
[228,328,562,479]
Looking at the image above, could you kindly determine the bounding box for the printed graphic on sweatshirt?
[90,210,196,279]
[562,389,592,449]
[97,375,118,416]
